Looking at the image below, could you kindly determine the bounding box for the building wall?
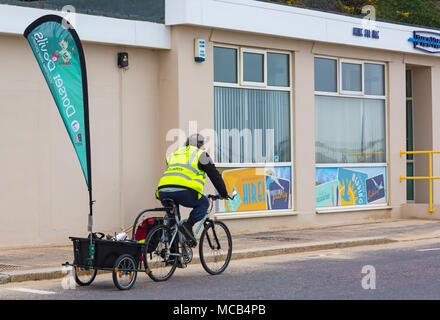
[3,20,440,246]
[0,33,162,246]
[160,26,440,234]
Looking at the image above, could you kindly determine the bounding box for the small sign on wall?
[194,38,206,62]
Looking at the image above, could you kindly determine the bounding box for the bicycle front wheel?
[199,220,232,275]
[144,224,177,282]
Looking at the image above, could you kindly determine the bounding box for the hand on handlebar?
[208,191,237,201]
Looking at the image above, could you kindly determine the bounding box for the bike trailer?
[70,236,143,269]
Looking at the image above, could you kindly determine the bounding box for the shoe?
[167,256,186,268]
[179,221,197,248]
[177,257,187,268]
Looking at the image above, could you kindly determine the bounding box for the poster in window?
[216,166,292,213]
[316,166,386,208]
[338,168,368,206]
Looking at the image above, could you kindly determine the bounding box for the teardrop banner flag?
[24,15,94,231]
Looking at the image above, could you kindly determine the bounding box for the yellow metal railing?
[347,152,384,162]
[400,150,440,213]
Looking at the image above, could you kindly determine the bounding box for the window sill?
[316,204,391,214]
[214,210,298,220]
[216,162,292,167]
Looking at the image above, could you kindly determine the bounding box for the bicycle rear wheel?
[144,224,177,282]
[199,220,232,275]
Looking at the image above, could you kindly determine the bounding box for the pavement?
[1,218,440,285]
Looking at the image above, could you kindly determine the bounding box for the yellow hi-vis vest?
[157,146,206,195]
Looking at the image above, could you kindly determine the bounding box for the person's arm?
[198,152,229,198]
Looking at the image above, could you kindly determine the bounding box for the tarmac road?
[2,237,440,301]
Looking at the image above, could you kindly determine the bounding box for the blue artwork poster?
[316,166,387,208]
[316,180,338,207]
[338,168,368,206]
[266,177,290,210]
[366,174,385,203]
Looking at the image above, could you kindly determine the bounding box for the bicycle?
[143,191,237,282]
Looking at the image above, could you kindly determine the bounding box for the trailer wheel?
[73,266,97,286]
[112,254,137,290]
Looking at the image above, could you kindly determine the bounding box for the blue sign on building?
[353,27,379,39]
[408,31,440,54]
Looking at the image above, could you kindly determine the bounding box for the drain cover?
[0,263,25,272]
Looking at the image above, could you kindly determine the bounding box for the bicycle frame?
[165,213,211,258]
[164,196,220,257]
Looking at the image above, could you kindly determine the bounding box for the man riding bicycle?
[156,133,229,247]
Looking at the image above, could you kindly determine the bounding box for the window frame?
[240,47,267,87]
[314,56,339,95]
[266,51,291,89]
[214,45,293,168]
[214,45,292,92]
[406,69,415,203]
[340,58,364,96]
[314,55,389,209]
[213,44,240,87]
[213,45,294,215]
[314,55,388,168]
[314,56,387,99]
[364,61,387,98]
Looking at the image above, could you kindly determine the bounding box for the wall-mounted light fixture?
[194,38,206,62]
[117,52,129,68]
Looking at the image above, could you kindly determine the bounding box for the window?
[314,57,337,92]
[315,58,386,163]
[214,46,238,84]
[215,87,291,163]
[243,52,265,83]
[241,49,266,86]
[268,53,290,87]
[214,46,292,214]
[341,60,363,93]
[315,96,386,163]
[314,56,387,209]
[214,46,291,164]
[365,63,385,96]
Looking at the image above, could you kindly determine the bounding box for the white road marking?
[417,248,440,252]
[6,288,55,295]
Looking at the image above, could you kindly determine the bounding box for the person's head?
[185,133,205,149]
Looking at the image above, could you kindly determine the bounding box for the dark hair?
[185,133,205,148]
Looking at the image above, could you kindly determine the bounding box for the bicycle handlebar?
[208,194,224,201]
[207,192,237,201]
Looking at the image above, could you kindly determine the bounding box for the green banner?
[24,15,91,190]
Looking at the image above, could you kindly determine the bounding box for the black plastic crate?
[70,237,144,269]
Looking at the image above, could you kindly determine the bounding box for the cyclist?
[156,133,229,247]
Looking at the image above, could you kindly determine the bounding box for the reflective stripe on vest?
[157,146,206,194]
